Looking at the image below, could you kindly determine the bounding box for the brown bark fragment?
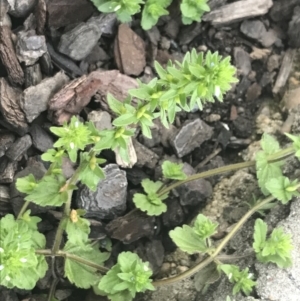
[0,26,24,86]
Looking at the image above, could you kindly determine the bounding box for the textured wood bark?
[203,0,273,26]
[0,26,24,86]
[36,0,47,35]
[273,49,296,95]
[0,78,28,135]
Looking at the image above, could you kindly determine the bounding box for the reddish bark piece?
[48,69,139,124]
[46,0,95,28]
[0,26,24,86]
[114,24,146,76]
[92,69,139,103]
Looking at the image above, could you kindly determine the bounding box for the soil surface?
[1,0,300,301]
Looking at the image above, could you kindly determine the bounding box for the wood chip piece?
[114,24,146,76]
[0,78,28,135]
[203,0,273,26]
[0,26,24,85]
[273,48,296,95]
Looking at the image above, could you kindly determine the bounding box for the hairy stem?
[152,195,275,287]
[36,249,109,273]
[157,146,295,197]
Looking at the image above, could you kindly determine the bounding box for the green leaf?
[285,133,300,158]
[0,214,47,290]
[265,176,300,204]
[133,193,167,216]
[162,161,187,180]
[65,210,91,245]
[107,93,126,115]
[141,179,163,195]
[98,251,154,300]
[256,134,283,195]
[51,116,92,162]
[169,225,208,254]
[253,218,267,254]
[16,174,37,194]
[79,152,106,191]
[113,113,137,127]
[24,174,68,206]
[253,219,293,268]
[193,214,218,240]
[220,264,256,295]
[64,241,109,289]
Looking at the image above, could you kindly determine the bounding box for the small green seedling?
[90,0,211,30]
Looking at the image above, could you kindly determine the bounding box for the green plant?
[1,46,298,301]
[90,0,211,30]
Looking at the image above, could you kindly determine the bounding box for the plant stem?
[17,200,30,219]
[157,146,295,197]
[157,160,255,197]
[36,249,109,273]
[51,158,90,255]
[152,195,275,287]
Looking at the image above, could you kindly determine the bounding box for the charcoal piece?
[0,78,28,135]
[162,198,185,228]
[58,21,101,61]
[0,290,19,301]
[270,0,300,21]
[136,240,164,274]
[232,116,253,138]
[10,161,51,215]
[76,164,127,220]
[236,76,251,97]
[126,167,148,186]
[132,139,159,169]
[174,163,212,206]
[6,134,32,161]
[47,42,83,78]
[0,133,15,158]
[24,63,43,88]
[30,124,54,152]
[0,26,24,85]
[0,157,17,184]
[170,119,213,158]
[46,0,95,28]
[106,210,156,243]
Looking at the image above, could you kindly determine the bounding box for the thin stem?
[36,249,109,273]
[158,160,255,197]
[267,146,294,163]
[152,195,275,287]
[17,201,30,219]
[157,146,295,197]
[51,156,91,255]
[47,278,59,301]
